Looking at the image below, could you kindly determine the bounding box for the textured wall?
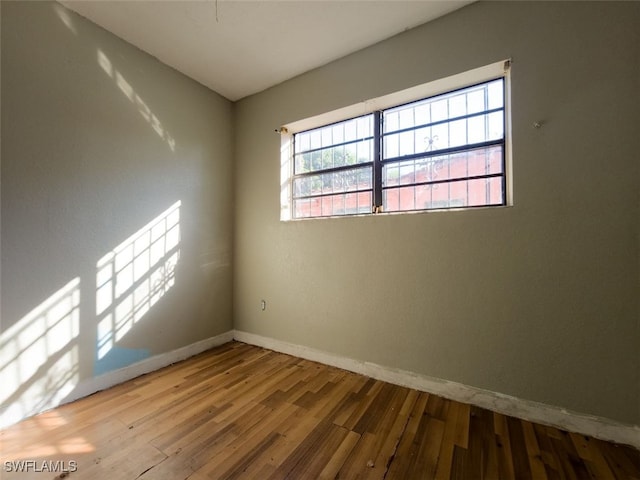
[1,2,233,422]
[233,1,640,425]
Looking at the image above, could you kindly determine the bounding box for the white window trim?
[280,60,512,221]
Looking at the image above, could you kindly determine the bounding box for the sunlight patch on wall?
[96,49,176,151]
[0,279,80,428]
[97,50,113,78]
[53,3,77,35]
[116,72,134,102]
[280,134,293,221]
[95,201,181,366]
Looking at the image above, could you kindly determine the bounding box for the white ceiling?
[61,0,473,101]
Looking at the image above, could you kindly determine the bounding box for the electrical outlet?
[260,300,266,311]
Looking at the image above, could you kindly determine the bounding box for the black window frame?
[291,76,507,219]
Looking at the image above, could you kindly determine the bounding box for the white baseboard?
[69,330,235,402]
[233,330,640,450]
[0,330,235,429]
[4,328,637,450]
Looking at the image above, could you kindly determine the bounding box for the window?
[281,61,511,220]
[292,115,374,218]
[381,78,506,213]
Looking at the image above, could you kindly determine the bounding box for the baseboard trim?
[233,330,640,449]
[70,330,236,402]
[0,330,235,429]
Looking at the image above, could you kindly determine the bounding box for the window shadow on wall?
[95,201,181,375]
[0,279,81,428]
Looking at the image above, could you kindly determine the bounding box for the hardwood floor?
[1,341,638,479]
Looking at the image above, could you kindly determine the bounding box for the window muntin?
[293,114,374,218]
[294,115,374,174]
[381,79,505,213]
[294,191,373,219]
[291,77,507,219]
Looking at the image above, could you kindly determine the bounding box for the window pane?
[296,132,311,152]
[383,78,504,134]
[295,141,372,174]
[487,78,504,109]
[399,131,414,156]
[357,116,373,138]
[332,124,344,144]
[356,139,373,164]
[467,115,486,144]
[296,115,372,152]
[467,146,503,177]
[344,120,357,141]
[294,198,312,218]
[293,166,371,197]
[385,134,399,158]
[294,191,372,217]
[321,127,332,147]
[322,149,334,170]
[383,176,503,212]
[431,99,448,122]
[448,92,466,118]
[384,110,503,160]
[311,151,322,171]
[415,104,430,125]
[488,111,504,140]
[385,111,399,133]
[449,118,467,148]
[467,88,486,114]
[383,146,503,187]
[333,145,346,168]
[399,108,414,129]
[354,191,372,214]
[294,115,373,176]
[310,130,321,149]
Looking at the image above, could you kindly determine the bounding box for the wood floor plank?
[332,382,413,479]
[269,422,349,479]
[336,431,387,479]
[453,401,470,449]
[583,438,617,480]
[480,408,500,479]
[507,414,534,480]
[467,406,486,478]
[413,416,446,479]
[383,391,430,479]
[1,341,637,480]
[555,428,593,479]
[533,423,565,480]
[434,400,459,480]
[265,420,338,479]
[522,419,549,480]
[317,429,361,480]
[450,444,470,480]
[368,389,419,479]
[196,402,303,478]
[340,379,385,432]
[599,442,640,480]
[494,412,517,480]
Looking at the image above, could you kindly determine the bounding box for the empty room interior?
[1,1,639,478]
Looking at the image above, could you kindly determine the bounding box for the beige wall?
[1,1,233,416]
[233,1,640,425]
[1,0,638,428]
